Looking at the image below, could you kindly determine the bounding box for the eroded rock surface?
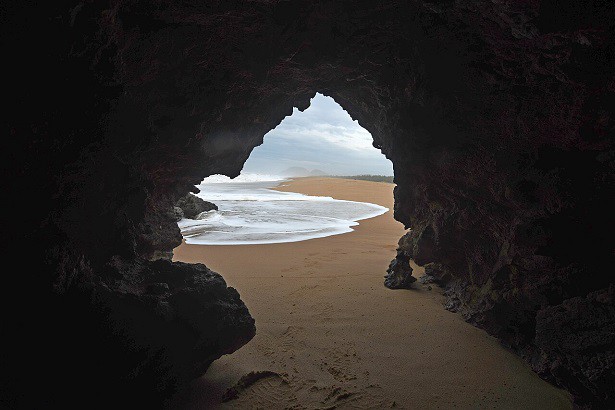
[176,194,218,219]
[534,285,615,407]
[384,251,416,289]
[4,0,614,407]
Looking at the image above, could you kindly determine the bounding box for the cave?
[3,1,614,408]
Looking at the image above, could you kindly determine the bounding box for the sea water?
[177,174,388,245]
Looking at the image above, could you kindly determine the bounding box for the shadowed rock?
[534,285,615,408]
[176,194,218,219]
[99,257,255,386]
[14,256,254,408]
[170,206,184,222]
[384,251,416,289]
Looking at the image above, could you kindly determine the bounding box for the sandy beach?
[172,177,571,409]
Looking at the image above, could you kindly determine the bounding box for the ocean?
[177,174,388,245]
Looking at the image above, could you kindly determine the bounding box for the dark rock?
[384,251,416,289]
[139,202,184,260]
[2,250,255,408]
[170,206,184,222]
[423,263,452,285]
[146,282,170,295]
[418,275,435,285]
[443,294,462,313]
[103,257,255,378]
[4,0,615,407]
[534,285,615,407]
[176,194,218,219]
[418,273,439,289]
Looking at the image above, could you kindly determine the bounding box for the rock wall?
[3,0,614,407]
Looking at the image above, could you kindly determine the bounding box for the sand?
[172,177,571,409]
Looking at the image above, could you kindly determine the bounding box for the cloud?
[243,93,393,175]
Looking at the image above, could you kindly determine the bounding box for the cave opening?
[242,92,393,178]
[174,92,395,247]
[169,95,568,408]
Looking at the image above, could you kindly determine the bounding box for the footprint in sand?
[223,374,397,410]
[319,344,362,383]
[220,372,296,409]
[281,325,305,338]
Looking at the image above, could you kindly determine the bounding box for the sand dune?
[172,177,571,409]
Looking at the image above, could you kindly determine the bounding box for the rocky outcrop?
[105,257,255,371]
[176,194,218,219]
[90,257,254,406]
[170,206,184,222]
[397,225,615,405]
[534,285,615,408]
[384,251,416,289]
[2,252,254,408]
[4,0,614,407]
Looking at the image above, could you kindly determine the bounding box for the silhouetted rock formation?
[95,257,254,402]
[176,194,218,219]
[534,285,615,405]
[384,251,416,289]
[4,0,614,407]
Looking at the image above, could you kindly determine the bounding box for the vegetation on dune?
[329,175,394,183]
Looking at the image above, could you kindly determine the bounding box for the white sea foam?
[199,173,286,184]
[178,173,388,245]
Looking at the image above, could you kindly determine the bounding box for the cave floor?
[172,178,571,409]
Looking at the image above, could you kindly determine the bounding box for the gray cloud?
[242,93,393,176]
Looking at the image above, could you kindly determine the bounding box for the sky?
[241,93,393,176]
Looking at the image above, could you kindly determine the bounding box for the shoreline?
[172,177,571,409]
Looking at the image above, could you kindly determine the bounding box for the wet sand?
[172,177,571,409]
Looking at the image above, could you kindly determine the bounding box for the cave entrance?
[167,91,572,410]
[171,93,410,407]
[175,92,395,246]
[243,92,393,178]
